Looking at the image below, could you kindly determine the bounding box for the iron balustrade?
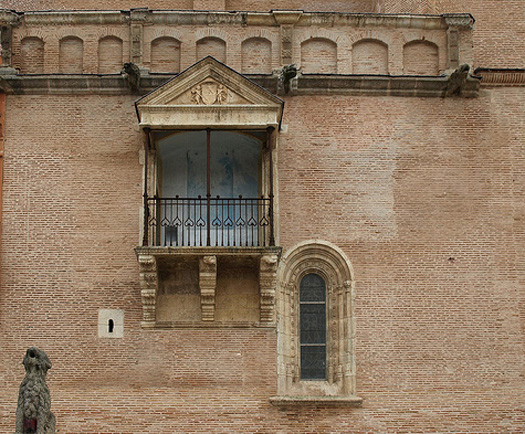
[144,195,274,247]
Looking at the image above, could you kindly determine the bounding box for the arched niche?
[98,36,123,74]
[196,37,226,63]
[59,36,83,74]
[151,37,181,73]
[403,40,439,75]
[20,37,44,74]
[301,38,337,74]
[352,39,389,74]
[241,37,272,74]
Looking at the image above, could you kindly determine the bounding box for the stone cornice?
[474,68,525,86]
[0,8,474,30]
[0,72,481,98]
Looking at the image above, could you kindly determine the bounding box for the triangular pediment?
[136,57,283,129]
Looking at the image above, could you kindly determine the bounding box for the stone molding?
[443,14,475,29]
[0,70,481,98]
[0,10,473,31]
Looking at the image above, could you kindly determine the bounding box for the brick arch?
[241,37,272,74]
[196,36,227,63]
[352,39,389,74]
[20,37,45,74]
[150,37,181,73]
[403,40,439,75]
[348,31,393,47]
[59,36,84,74]
[301,38,337,74]
[194,28,232,44]
[98,36,123,74]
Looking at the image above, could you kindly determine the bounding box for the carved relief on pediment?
[170,78,250,105]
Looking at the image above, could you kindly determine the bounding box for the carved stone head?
[22,347,52,376]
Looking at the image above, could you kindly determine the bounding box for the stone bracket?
[137,254,158,328]
[259,254,278,324]
[199,255,217,321]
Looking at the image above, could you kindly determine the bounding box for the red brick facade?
[0,1,524,434]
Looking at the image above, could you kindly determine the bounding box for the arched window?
[273,241,362,405]
[300,273,327,380]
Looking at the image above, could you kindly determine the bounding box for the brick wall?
[0,87,524,433]
[381,0,525,68]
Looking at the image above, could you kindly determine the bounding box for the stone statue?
[15,348,55,434]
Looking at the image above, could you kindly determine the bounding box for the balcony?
[143,195,274,248]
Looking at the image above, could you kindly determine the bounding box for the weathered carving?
[15,348,55,434]
[279,64,298,95]
[191,80,228,105]
[199,255,217,321]
[123,62,142,94]
[259,254,279,323]
[138,254,158,327]
[445,64,471,97]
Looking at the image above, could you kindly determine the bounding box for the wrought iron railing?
[143,196,274,247]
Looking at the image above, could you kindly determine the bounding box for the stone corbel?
[199,255,217,321]
[259,254,279,324]
[138,254,158,328]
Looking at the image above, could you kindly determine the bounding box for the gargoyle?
[445,64,471,97]
[15,348,55,434]
[279,64,298,95]
[123,62,142,94]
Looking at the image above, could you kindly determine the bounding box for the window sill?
[269,395,363,407]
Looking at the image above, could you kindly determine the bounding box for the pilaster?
[272,11,303,66]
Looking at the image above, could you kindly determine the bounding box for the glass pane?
[300,304,326,344]
[300,273,326,302]
[210,131,259,198]
[301,345,326,380]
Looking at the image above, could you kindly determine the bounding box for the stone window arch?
[272,240,362,405]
